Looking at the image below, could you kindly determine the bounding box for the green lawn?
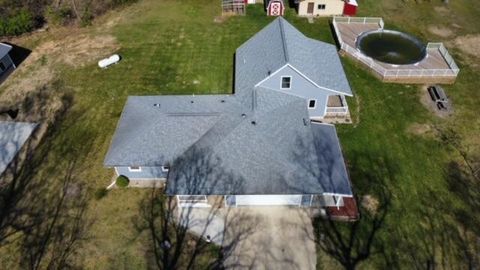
[1,0,479,268]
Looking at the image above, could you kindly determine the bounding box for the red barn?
[267,0,285,16]
[343,0,357,16]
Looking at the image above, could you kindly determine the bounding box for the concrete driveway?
[222,207,317,270]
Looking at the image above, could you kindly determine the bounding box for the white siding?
[234,195,303,206]
[298,0,345,16]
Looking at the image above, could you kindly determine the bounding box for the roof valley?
[278,18,290,63]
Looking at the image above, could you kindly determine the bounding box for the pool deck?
[333,18,459,84]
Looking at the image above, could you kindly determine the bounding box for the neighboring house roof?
[0,121,37,176]
[235,17,352,99]
[0,43,12,59]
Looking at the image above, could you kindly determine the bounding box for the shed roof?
[0,43,12,59]
[0,121,37,176]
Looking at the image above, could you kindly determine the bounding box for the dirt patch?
[25,34,119,68]
[452,34,480,59]
[361,195,379,215]
[61,35,119,67]
[428,25,454,38]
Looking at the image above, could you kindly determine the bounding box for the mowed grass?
[2,0,479,268]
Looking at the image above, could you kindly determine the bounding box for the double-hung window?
[281,76,291,89]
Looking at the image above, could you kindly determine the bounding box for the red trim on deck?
[326,197,359,221]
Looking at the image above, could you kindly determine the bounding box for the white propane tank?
[98,54,121,68]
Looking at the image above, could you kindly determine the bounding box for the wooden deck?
[333,20,458,84]
[326,197,359,221]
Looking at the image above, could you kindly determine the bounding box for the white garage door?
[234,195,302,206]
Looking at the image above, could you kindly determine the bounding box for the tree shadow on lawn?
[311,151,394,270]
[0,134,92,269]
[347,130,480,270]
[0,86,93,269]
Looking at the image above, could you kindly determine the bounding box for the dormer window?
[281,76,291,89]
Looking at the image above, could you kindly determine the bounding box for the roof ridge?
[183,113,244,156]
[277,18,289,63]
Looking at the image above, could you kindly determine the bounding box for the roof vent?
[153,103,160,107]
[267,70,271,76]
[303,118,309,126]
[241,113,246,118]
[220,99,225,103]
[251,121,256,125]
[190,100,194,103]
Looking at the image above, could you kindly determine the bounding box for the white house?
[296,0,357,17]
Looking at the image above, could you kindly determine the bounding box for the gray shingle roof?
[0,43,12,59]
[104,95,244,166]
[104,17,353,196]
[310,123,352,195]
[0,121,37,176]
[235,17,352,97]
[105,90,352,195]
[159,90,351,195]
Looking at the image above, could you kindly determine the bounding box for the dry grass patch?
[452,34,480,59]
[407,123,435,137]
[428,25,454,38]
[361,195,379,215]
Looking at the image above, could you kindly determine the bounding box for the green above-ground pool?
[356,29,427,65]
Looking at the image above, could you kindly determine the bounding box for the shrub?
[79,6,94,27]
[112,0,139,6]
[94,188,108,200]
[45,6,74,26]
[0,9,34,36]
[116,175,130,188]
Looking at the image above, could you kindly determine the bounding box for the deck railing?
[326,95,349,114]
[332,17,459,79]
[326,107,348,114]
